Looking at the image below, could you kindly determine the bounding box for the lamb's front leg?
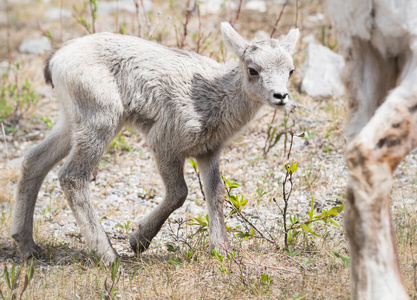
[197,152,230,254]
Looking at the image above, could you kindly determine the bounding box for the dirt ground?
[1,0,417,299]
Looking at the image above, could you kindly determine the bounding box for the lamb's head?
[221,22,299,109]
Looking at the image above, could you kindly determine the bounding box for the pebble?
[19,37,51,54]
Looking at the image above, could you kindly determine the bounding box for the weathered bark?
[328,0,417,298]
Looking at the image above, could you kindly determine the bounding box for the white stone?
[245,0,266,13]
[97,0,152,16]
[200,0,236,15]
[44,8,71,20]
[301,43,345,98]
[0,61,9,75]
[19,37,51,55]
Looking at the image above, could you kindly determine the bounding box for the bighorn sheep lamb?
[328,0,417,299]
[11,23,299,264]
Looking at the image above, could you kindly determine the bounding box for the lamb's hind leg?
[58,117,122,265]
[129,153,187,253]
[10,117,72,259]
[345,54,417,299]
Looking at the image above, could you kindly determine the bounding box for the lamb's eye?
[248,68,259,76]
[289,69,294,77]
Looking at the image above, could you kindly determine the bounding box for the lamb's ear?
[221,22,248,58]
[280,28,300,55]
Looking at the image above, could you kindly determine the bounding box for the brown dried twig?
[271,0,288,38]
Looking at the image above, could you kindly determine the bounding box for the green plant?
[284,245,300,258]
[110,133,131,152]
[223,177,274,244]
[40,116,53,129]
[102,258,121,300]
[2,260,34,300]
[285,197,344,246]
[263,110,285,157]
[115,221,132,236]
[190,158,206,201]
[187,214,209,234]
[0,66,38,123]
[73,0,97,34]
[330,251,350,268]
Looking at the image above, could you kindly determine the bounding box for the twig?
[282,129,297,250]
[89,0,97,33]
[270,0,288,38]
[225,188,274,244]
[196,171,206,202]
[230,0,243,27]
[1,123,9,161]
[115,0,119,33]
[287,129,295,160]
[180,0,195,49]
[295,0,299,28]
[140,0,151,35]
[6,0,12,67]
[195,2,202,53]
[134,0,142,37]
[60,0,64,41]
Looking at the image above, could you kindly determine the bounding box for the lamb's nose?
[273,93,288,100]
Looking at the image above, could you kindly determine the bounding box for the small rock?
[245,0,266,13]
[19,37,51,54]
[44,8,71,20]
[301,43,345,98]
[200,0,236,15]
[97,0,152,16]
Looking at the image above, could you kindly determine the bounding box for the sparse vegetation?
[1,0,417,299]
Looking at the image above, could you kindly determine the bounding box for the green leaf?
[111,258,121,282]
[308,197,315,220]
[226,180,241,189]
[28,260,34,281]
[329,218,341,227]
[300,223,318,236]
[166,244,179,252]
[21,274,29,295]
[4,266,11,289]
[326,204,345,216]
[285,163,291,173]
[290,162,298,174]
[190,158,197,171]
[330,251,340,259]
[168,258,182,266]
[341,256,350,267]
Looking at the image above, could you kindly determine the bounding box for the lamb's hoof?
[19,242,42,261]
[101,249,121,267]
[129,232,151,254]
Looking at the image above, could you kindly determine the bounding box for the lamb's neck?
[217,62,263,129]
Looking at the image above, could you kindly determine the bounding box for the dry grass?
[1,0,417,299]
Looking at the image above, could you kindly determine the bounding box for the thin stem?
[140,0,151,36]
[231,0,243,27]
[60,0,64,41]
[295,0,299,28]
[271,0,288,38]
[196,1,202,53]
[195,169,206,201]
[1,123,8,162]
[225,188,274,244]
[6,0,12,67]
[134,0,142,37]
[115,0,119,33]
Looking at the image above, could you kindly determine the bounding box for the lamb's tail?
[44,50,55,88]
